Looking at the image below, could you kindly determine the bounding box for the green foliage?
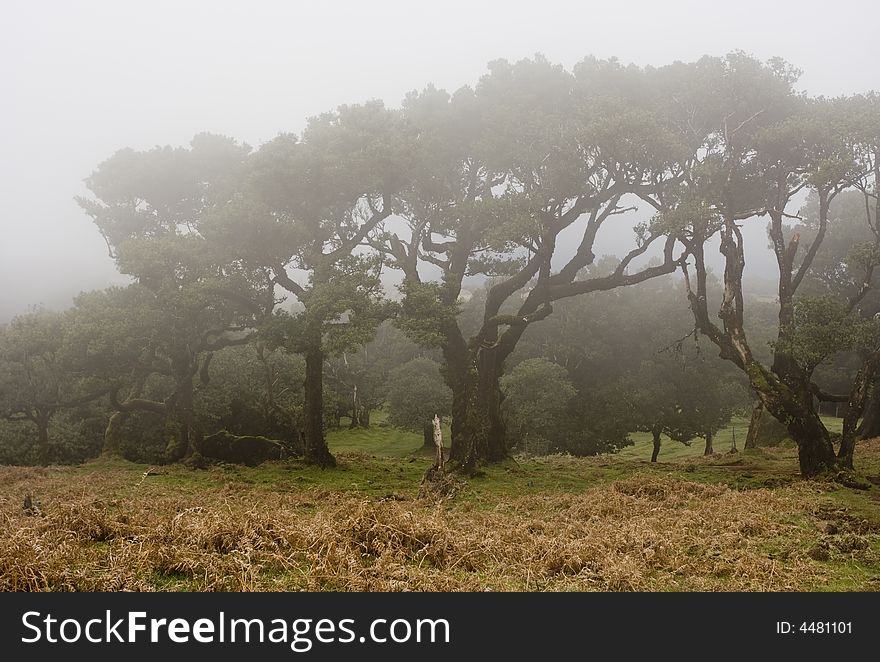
[311,254,392,356]
[774,297,879,372]
[75,134,273,462]
[194,344,304,443]
[394,281,460,348]
[0,419,38,465]
[619,349,750,444]
[0,407,106,466]
[556,392,635,456]
[501,358,576,451]
[796,190,880,308]
[325,322,425,423]
[646,200,721,240]
[195,430,286,466]
[386,358,452,431]
[113,410,168,464]
[0,308,110,461]
[0,310,69,417]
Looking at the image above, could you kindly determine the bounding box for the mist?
[5,0,880,615]
[1,0,877,320]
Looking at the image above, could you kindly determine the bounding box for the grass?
[617,415,844,462]
[1,432,878,592]
[326,411,451,457]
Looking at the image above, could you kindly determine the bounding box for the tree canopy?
[0,52,877,480]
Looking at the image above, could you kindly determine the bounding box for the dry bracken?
[1,459,872,592]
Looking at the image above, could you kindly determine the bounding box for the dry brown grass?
[2,459,875,592]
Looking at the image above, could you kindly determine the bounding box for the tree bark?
[165,370,197,463]
[680,194,843,478]
[450,353,507,472]
[448,378,468,462]
[650,425,662,463]
[858,375,880,439]
[441,327,470,466]
[103,377,149,457]
[761,391,836,477]
[838,355,880,470]
[703,431,714,456]
[349,385,360,428]
[744,401,763,450]
[791,415,837,478]
[857,374,880,439]
[348,404,370,429]
[475,343,508,461]
[303,330,335,468]
[839,432,857,471]
[433,414,445,468]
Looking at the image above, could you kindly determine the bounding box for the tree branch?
[272,264,307,299]
[330,195,392,260]
[791,192,829,294]
[810,382,850,403]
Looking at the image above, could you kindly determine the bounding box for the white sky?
[1,0,878,319]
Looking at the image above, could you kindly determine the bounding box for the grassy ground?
[617,415,844,462]
[1,425,879,592]
[326,412,448,457]
[329,412,843,463]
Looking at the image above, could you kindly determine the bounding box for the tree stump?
[433,414,444,469]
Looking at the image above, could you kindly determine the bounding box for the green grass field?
[328,412,844,464]
[327,412,450,457]
[618,415,844,462]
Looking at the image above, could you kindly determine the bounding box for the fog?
[1,0,877,321]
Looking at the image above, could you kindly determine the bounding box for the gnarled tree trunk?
[761,390,836,478]
[450,359,507,472]
[103,376,149,457]
[744,401,763,450]
[650,424,662,463]
[838,356,880,470]
[474,344,508,461]
[165,370,198,463]
[858,379,880,439]
[303,329,335,468]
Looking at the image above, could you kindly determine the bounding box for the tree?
[386,56,684,471]
[386,358,452,433]
[500,357,576,453]
[76,135,272,462]
[792,99,880,444]
[65,285,166,457]
[194,342,305,448]
[646,54,880,476]
[620,347,748,461]
[206,103,412,467]
[0,310,106,463]
[619,359,692,462]
[325,322,423,429]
